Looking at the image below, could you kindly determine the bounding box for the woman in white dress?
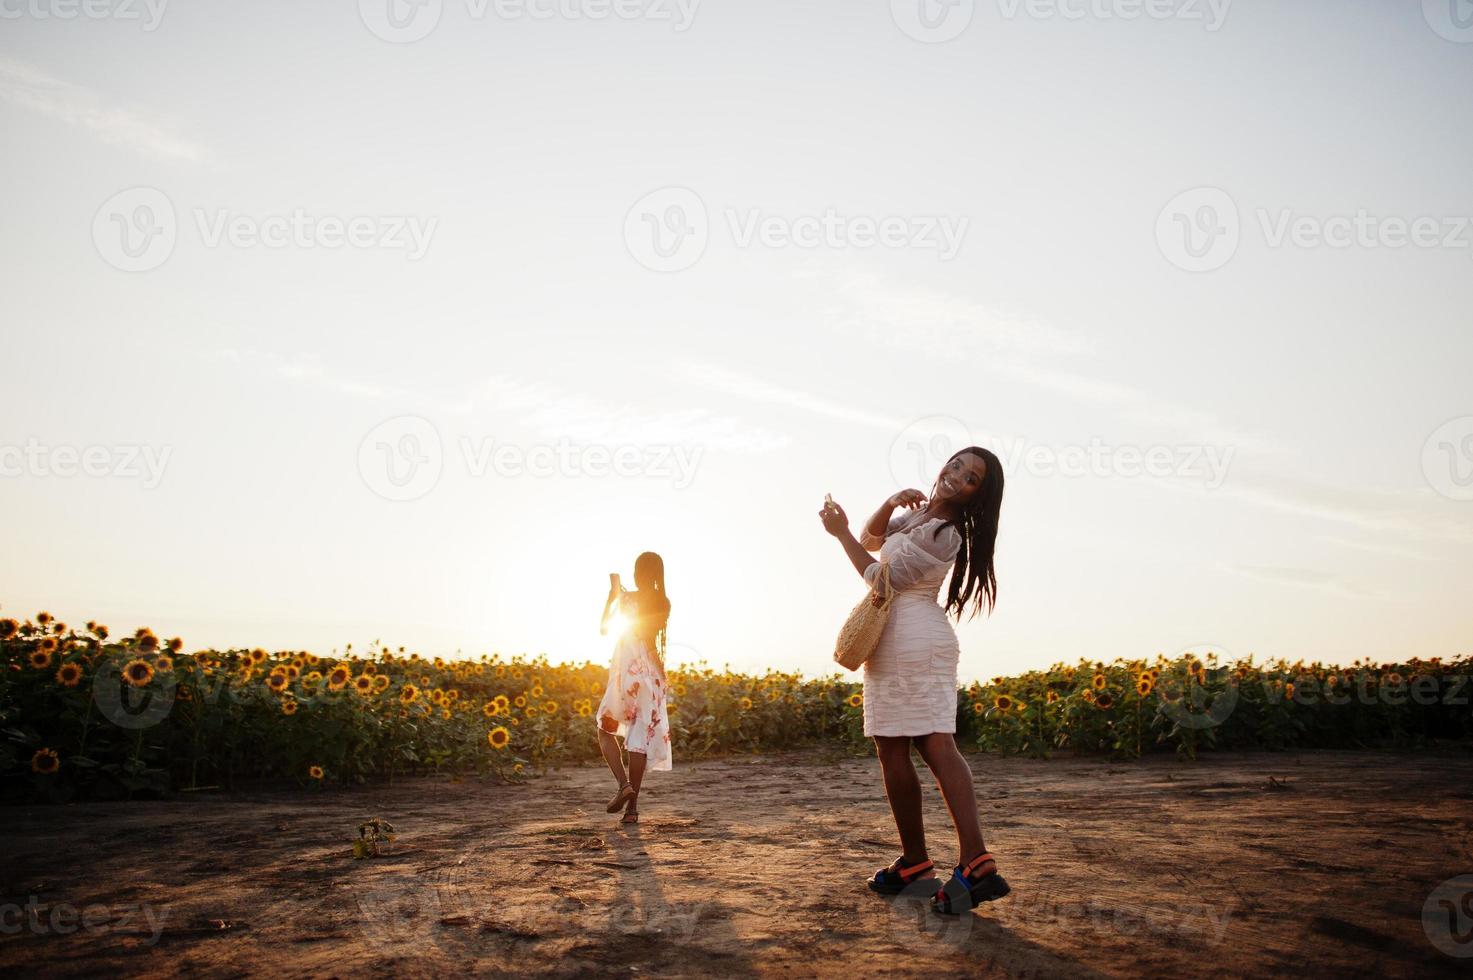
[595,551,672,825]
[819,447,1008,914]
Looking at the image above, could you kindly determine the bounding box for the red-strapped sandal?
[931,852,1010,915]
[867,855,936,895]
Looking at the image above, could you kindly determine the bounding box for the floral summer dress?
[595,593,673,771]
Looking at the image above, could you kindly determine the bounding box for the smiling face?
[934,451,988,507]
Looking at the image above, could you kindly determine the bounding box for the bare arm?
[859,489,927,550]
[820,500,878,580]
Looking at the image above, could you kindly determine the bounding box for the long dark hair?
[933,446,1003,620]
[633,551,670,657]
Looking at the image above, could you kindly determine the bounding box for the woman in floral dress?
[595,551,672,824]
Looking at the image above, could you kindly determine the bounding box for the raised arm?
[859,489,928,551]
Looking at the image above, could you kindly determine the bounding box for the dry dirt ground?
[2,749,1471,978]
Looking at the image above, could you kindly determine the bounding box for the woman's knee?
[874,736,913,766]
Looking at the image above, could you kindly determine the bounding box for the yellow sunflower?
[31,748,60,774]
[123,659,155,688]
[0,618,18,639]
[739,696,753,710]
[482,701,499,717]
[55,662,83,688]
[281,697,299,716]
[374,675,391,693]
[1095,692,1115,710]
[487,726,511,749]
[401,685,421,705]
[513,694,527,708]
[543,700,558,713]
[1136,678,1154,697]
[327,666,351,691]
[308,765,324,780]
[847,693,863,708]
[994,694,1013,711]
[353,675,374,696]
[493,695,509,712]
[29,649,53,670]
[266,673,290,694]
[1091,673,1107,691]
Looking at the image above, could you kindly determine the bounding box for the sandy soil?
[2,748,1471,978]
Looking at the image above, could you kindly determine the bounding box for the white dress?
[859,508,963,737]
[595,597,673,771]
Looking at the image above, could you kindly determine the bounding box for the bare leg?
[874,736,928,863]
[597,723,627,788]
[913,733,987,862]
[627,750,647,796]
[621,751,648,821]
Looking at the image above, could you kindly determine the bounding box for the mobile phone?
[610,573,622,590]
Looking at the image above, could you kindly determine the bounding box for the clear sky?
[2,0,1470,681]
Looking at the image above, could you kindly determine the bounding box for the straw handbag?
[834,563,893,671]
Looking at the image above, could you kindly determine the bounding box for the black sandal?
[931,852,1010,915]
[607,783,635,813]
[867,855,936,895]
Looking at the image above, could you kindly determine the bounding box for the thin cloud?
[680,360,903,432]
[0,58,207,163]
[1223,563,1379,599]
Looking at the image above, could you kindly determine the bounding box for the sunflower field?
[1,611,1468,802]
